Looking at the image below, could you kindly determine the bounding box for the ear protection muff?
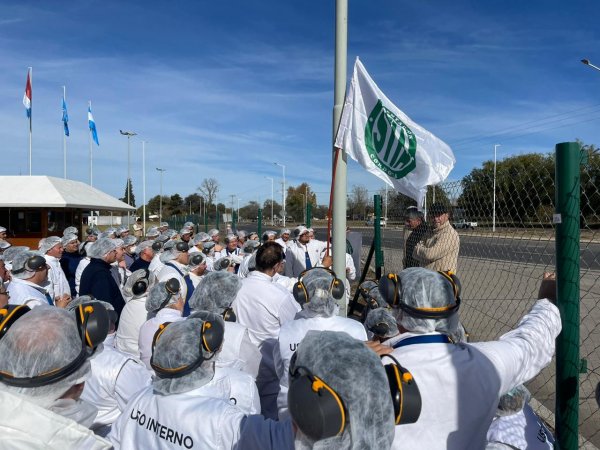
[131,269,150,296]
[175,241,189,252]
[152,241,163,252]
[293,268,345,305]
[189,253,205,268]
[11,255,47,275]
[222,307,236,322]
[287,351,346,441]
[0,302,109,388]
[369,321,391,338]
[150,318,225,379]
[382,354,422,425]
[379,272,461,319]
[157,278,181,311]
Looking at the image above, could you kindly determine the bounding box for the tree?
[348,184,370,220]
[169,194,185,216]
[263,199,282,223]
[239,201,260,221]
[119,178,136,207]
[286,183,317,223]
[184,193,203,215]
[197,178,220,207]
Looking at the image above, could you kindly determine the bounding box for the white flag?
[334,58,455,206]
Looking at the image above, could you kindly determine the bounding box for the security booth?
[0,176,135,248]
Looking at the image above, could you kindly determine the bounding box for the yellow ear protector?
[11,254,47,275]
[287,351,347,441]
[293,268,345,305]
[150,319,225,379]
[131,269,150,296]
[156,278,181,311]
[0,302,109,388]
[381,354,422,425]
[378,271,461,319]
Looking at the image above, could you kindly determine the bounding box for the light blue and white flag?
[88,102,99,146]
[62,97,69,137]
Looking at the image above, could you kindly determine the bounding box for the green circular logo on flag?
[365,100,417,179]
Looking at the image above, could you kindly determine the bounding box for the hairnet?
[145,280,180,313]
[66,296,116,330]
[97,231,112,240]
[146,227,160,237]
[86,238,117,259]
[248,232,258,240]
[188,252,206,270]
[4,246,29,263]
[262,230,277,241]
[236,230,247,239]
[247,253,257,271]
[183,221,194,229]
[151,318,217,395]
[38,236,62,255]
[224,234,237,244]
[121,236,137,247]
[208,229,219,238]
[0,226,6,232]
[293,226,309,239]
[160,222,169,228]
[123,269,153,299]
[0,240,11,250]
[104,227,117,237]
[496,385,531,417]
[213,257,233,271]
[396,268,465,343]
[179,228,192,236]
[86,227,99,236]
[242,240,260,254]
[164,229,178,239]
[280,228,291,236]
[11,251,44,280]
[189,271,241,314]
[0,306,91,408]
[134,240,153,256]
[159,240,186,262]
[116,226,128,236]
[112,238,125,249]
[358,280,387,308]
[154,234,170,244]
[61,234,78,247]
[194,232,210,244]
[297,268,338,318]
[62,226,78,237]
[293,330,395,450]
[365,307,399,339]
[202,242,215,254]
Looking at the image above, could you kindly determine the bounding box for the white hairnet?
[496,385,531,417]
[0,226,6,233]
[213,256,233,271]
[236,230,247,239]
[86,227,99,236]
[86,238,117,259]
[262,230,277,241]
[155,233,170,244]
[145,280,180,313]
[184,221,194,228]
[280,228,291,235]
[146,227,160,237]
[0,240,11,250]
[358,280,387,308]
[242,240,260,254]
[365,308,399,339]
[396,268,465,343]
[163,229,178,239]
[224,234,237,244]
[4,246,29,264]
[194,232,210,245]
[293,226,309,239]
[297,268,338,318]
[62,226,78,236]
[0,306,91,408]
[61,233,78,247]
[123,269,153,299]
[293,330,395,450]
[135,240,155,255]
[159,240,186,262]
[11,251,44,280]
[189,271,241,314]
[208,229,219,237]
[160,222,169,228]
[122,235,137,247]
[38,236,62,255]
[116,226,128,236]
[151,318,217,395]
[179,228,192,236]
[97,231,112,240]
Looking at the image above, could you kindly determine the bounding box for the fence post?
[306,203,312,229]
[555,141,581,450]
[374,194,383,279]
[233,210,238,232]
[204,210,208,233]
[257,208,263,239]
[216,208,220,231]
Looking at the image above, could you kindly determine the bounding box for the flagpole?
[332,0,348,315]
[28,67,32,176]
[63,86,67,179]
[89,101,93,187]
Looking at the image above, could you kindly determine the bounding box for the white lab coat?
[272,273,296,292]
[274,238,291,250]
[156,260,188,300]
[45,254,70,299]
[0,389,111,449]
[217,321,261,379]
[388,299,561,450]
[115,295,148,357]
[6,277,49,308]
[237,254,254,279]
[284,240,322,277]
[275,315,367,419]
[148,253,165,278]
[108,379,245,450]
[138,308,185,370]
[213,365,261,415]
[75,257,91,295]
[232,270,301,418]
[487,403,554,449]
[81,334,152,431]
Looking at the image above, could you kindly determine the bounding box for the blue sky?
[1,0,599,207]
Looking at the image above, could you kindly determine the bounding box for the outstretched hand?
[538,272,556,304]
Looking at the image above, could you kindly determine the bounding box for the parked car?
[365,217,387,227]
[452,219,477,230]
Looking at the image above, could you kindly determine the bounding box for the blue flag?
[88,104,99,146]
[62,97,69,136]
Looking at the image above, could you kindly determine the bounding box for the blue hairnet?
[189,271,241,314]
[293,330,395,450]
[151,318,217,395]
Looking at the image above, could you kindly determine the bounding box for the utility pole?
[156,167,166,223]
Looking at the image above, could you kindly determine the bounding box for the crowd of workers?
[0,212,559,449]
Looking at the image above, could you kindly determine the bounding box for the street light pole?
[581,59,600,72]
[274,163,286,227]
[120,130,137,226]
[265,176,274,225]
[493,144,500,232]
[156,167,166,223]
[142,141,146,235]
[300,193,306,224]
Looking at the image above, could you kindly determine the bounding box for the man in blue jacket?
[79,237,126,318]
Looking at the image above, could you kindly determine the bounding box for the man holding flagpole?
[23,67,32,175]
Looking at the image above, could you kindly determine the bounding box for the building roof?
[0,176,135,211]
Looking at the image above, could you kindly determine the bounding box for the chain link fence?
[358,150,600,447]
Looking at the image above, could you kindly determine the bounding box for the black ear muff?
[379,273,401,307]
[396,272,461,319]
[288,352,346,441]
[157,278,181,311]
[11,255,47,275]
[0,305,31,340]
[369,321,391,338]
[189,253,205,267]
[75,302,110,350]
[293,268,345,305]
[293,279,309,305]
[175,241,189,252]
[329,276,345,300]
[152,241,163,252]
[131,269,150,296]
[382,354,422,425]
[201,319,224,353]
[222,307,236,322]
